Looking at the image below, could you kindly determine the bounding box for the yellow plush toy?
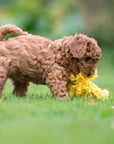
[66,70,109,100]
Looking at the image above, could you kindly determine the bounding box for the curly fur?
[0,24,101,99]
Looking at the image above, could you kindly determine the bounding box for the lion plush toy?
[66,70,109,100]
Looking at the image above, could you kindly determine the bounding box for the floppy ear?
[69,34,87,58]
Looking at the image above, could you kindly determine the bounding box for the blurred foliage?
[0,0,114,48]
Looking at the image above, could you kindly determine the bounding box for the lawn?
[0,49,114,144]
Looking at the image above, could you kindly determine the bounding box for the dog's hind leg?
[0,66,8,98]
[12,80,29,97]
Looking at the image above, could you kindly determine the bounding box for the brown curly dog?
[0,24,101,99]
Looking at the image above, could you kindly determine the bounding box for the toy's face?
[69,34,101,77]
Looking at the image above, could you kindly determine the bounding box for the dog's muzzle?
[87,72,91,77]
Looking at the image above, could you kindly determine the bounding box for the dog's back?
[0,24,55,85]
[3,34,54,84]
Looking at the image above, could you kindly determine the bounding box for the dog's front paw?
[56,93,68,100]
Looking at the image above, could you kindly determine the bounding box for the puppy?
[0,24,101,99]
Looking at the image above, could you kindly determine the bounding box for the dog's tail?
[0,24,28,41]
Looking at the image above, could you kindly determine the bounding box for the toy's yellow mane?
[66,70,109,100]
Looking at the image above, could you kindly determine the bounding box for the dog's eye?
[85,57,90,62]
[71,57,75,61]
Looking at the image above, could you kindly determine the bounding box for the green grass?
[0,49,114,144]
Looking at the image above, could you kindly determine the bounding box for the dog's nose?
[87,72,91,77]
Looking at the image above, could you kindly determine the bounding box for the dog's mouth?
[71,70,93,78]
[71,69,80,76]
[71,66,95,78]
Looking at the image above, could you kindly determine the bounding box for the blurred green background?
[0,0,114,48]
[0,1,114,144]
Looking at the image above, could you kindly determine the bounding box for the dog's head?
[68,34,101,77]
